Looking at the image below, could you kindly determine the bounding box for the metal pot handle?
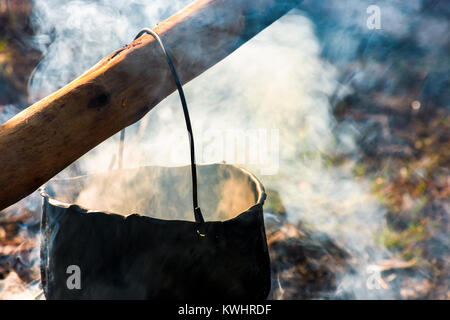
[118,28,204,224]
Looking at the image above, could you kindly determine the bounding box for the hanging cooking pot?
[40,29,271,300]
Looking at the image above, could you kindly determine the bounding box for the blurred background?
[0,0,448,299]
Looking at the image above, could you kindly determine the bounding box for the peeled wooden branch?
[0,0,302,211]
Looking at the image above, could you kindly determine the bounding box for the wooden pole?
[0,0,302,211]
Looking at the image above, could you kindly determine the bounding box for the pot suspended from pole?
[40,28,271,300]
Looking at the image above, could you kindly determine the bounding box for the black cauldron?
[40,164,271,299]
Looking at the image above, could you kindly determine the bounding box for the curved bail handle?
[126,28,205,224]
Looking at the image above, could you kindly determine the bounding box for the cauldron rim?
[40,163,266,224]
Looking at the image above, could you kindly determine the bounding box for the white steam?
[24,0,400,299]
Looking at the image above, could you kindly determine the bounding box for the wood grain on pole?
[0,0,302,211]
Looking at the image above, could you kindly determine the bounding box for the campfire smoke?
[1,0,447,299]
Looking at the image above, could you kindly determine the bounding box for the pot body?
[40,164,270,299]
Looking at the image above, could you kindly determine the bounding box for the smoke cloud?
[5,0,444,299]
